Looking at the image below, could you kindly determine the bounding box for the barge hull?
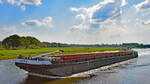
[15,54,137,77]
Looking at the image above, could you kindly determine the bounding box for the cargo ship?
[15,50,138,77]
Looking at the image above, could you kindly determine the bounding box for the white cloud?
[0,0,2,4]
[72,24,90,30]
[136,18,150,25]
[21,5,26,11]
[135,0,150,11]
[3,0,43,11]
[21,17,53,28]
[6,0,42,5]
[0,26,38,41]
[70,0,126,30]
[142,20,150,25]
[67,0,150,44]
[22,20,41,26]
[0,26,18,40]
[1,26,17,33]
[7,0,15,4]
[19,0,42,5]
[121,0,127,7]
[67,19,147,44]
[75,14,86,20]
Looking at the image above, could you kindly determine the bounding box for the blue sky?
[0,0,150,44]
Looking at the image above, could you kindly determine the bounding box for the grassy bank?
[0,47,124,60]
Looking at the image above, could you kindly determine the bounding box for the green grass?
[0,47,125,60]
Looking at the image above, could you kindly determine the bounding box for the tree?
[25,36,41,47]
[20,37,30,49]
[20,36,41,49]
[0,41,3,50]
[2,34,41,49]
[2,34,21,49]
[28,44,40,49]
[41,42,51,48]
[0,41,2,46]
[0,45,4,50]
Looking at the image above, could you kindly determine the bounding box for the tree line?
[0,34,74,50]
[0,34,150,50]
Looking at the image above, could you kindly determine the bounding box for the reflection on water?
[44,77,85,84]
[22,75,56,84]
[0,48,150,84]
[21,75,87,84]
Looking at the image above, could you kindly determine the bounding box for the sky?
[0,0,150,44]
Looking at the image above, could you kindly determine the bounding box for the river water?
[0,48,150,84]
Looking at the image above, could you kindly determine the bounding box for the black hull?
[15,54,137,77]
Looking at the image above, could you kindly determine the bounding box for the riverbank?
[0,47,124,60]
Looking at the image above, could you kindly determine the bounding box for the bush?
[28,44,40,49]
[0,46,4,50]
